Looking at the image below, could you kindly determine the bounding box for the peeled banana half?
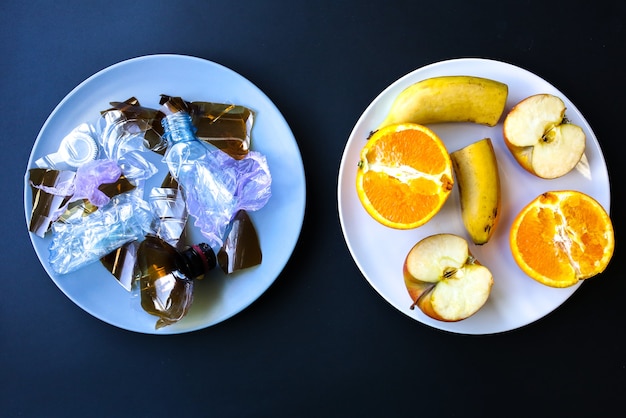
[379,75,508,128]
[450,138,501,245]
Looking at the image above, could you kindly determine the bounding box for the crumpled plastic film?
[162,111,271,249]
[149,187,188,247]
[48,193,156,275]
[227,151,272,210]
[71,159,122,207]
[28,169,76,237]
[96,110,159,188]
[103,97,166,153]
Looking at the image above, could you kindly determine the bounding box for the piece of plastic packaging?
[100,242,139,291]
[148,187,188,247]
[217,210,262,274]
[35,123,100,170]
[70,159,122,207]
[96,109,159,187]
[103,97,167,153]
[28,169,76,237]
[48,193,156,275]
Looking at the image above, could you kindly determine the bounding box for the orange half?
[356,123,454,229]
[510,190,614,288]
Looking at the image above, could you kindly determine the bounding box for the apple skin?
[403,233,493,322]
[502,94,586,179]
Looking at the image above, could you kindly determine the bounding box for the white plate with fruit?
[337,58,611,335]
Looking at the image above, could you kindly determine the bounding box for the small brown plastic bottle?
[137,234,216,329]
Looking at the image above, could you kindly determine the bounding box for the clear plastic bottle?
[160,107,271,250]
[137,235,216,329]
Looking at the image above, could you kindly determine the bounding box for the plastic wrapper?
[28,169,76,237]
[161,108,271,249]
[71,159,122,207]
[97,174,136,199]
[218,210,262,274]
[149,187,188,247]
[96,109,159,186]
[100,242,139,291]
[102,97,166,152]
[48,193,156,275]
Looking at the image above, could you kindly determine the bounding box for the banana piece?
[379,76,508,128]
[450,138,501,245]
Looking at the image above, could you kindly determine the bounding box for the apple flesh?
[503,94,585,179]
[403,233,493,322]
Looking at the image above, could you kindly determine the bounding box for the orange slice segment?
[510,190,614,288]
[356,123,454,229]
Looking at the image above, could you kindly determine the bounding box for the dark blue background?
[2,1,624,417]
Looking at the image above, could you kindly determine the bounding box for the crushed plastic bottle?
[160,102,271,250]
[137,234,216,329]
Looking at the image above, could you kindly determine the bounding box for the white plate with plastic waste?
[24,54,306,334]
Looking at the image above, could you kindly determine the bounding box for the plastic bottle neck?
[162,112,197,145]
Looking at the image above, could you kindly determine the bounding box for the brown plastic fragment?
[98,175,136,198]
[160,95,254,160]
[100,242,139,291]
[218,210,262,274]
[28,168,75,237]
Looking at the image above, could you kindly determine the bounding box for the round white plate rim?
[338,57,610,335]
[24,54,306,334]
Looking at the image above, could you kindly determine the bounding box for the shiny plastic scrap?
[97,107,159,185]
[48,193,156,275]
[102,97,167,153]
[100,242,138,291]
[149,187,188,247]
[71,159,123,207]
[218,210,262,274]
[28,168,75,237]
[160,95,254,160]
[136,235,217,329]
[160,97,271,249]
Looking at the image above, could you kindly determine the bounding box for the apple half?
[503,93,585,179]
[403,233,493,322]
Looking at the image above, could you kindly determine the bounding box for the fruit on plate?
[450,138,501,245]
[510,190,614,288]
[379,76,508,128]
[356,123,454,229]
[403,233,494,322]
[503,93,586,179]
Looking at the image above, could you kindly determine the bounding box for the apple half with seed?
[403,233,493,322]
[503,93,585,179]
